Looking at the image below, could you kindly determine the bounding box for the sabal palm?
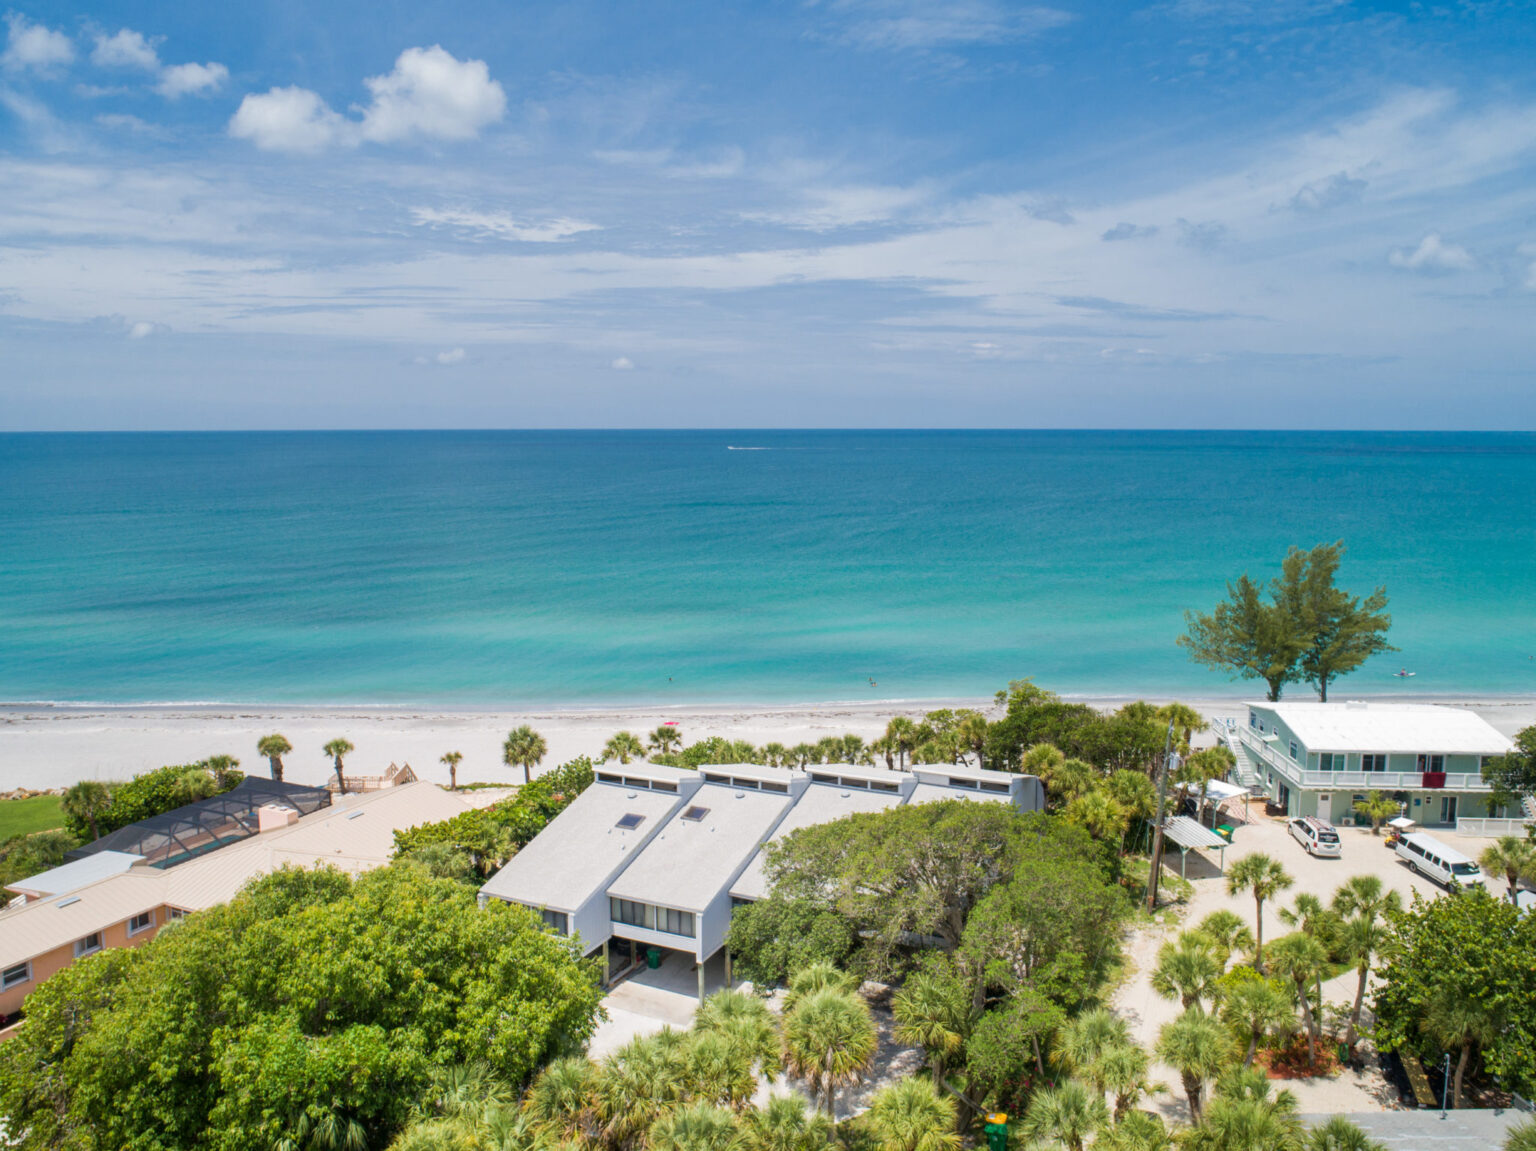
[257,733,292,781]
[1188,1068,1303,1151]
[1423,985,1502,1109]
[1052,1007,1131,1090]
[1479,836,1536,902]
[1020,1079,1107,1151]
[420,1061,514,1126]
[1193,909,1254,969]
[61,779,112,840]
[865,1079,961,1151]
[733,1095,834,1151]
[1022,742,1066,778]
[885,717,918,769]
[525,1056,599,1143]
[323,737,354,793]
[603,731,646,765]
[1225,853,1293,971]
[696,990,781,1079]
[1095,1111,1173,1151]
[503,725,548,784]
[440,751,463,790]
[1305,1115,1389,1151]
[1156,702,1208,752]
[783,961,858,1011]
[597,1033,684,1146]
[648,725,684,755]
[781,989,877,1116]
[1151,936,1223,1012]
[684,1031,757,1110]
[648,1102,738,1151]
[1352,790,1399,835]
[1156,1008,1232,1125]
[892,969,971,1085]
[1095,1041,1152,1120]
[1220,978,1294,1066]
[1064,790,1130,845]
[956,713,990,769]
[1331,875,1401,1051]
[1265,933,1329,1066]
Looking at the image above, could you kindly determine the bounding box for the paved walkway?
[1300,1109,1531,1148]
[588,950,734,1059]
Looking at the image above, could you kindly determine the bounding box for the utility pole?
[1146,721,1177,913]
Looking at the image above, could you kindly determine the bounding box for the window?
[731,777,761,790]
[538,908,569,934]
[681,806,709,822]
[949,778,979,790]
[872,781,900,793]
[704,773,730,783]
[1418,754,1445,772]
[127,911,154,936]
[652,781,677,793]
[597,772,623,784]
[810,773,836,783]
[609,898,694,938]
[762,781,789,794]
[615,813,646,831]
[1249,711,1258,728]
[1289,741,1299,761]
[980,781,1010,793]
[74,933,103,958]
[1317,752,1337,771]
[166,907,186,920]
[1,962,30,990]
[1361,754,1387,772]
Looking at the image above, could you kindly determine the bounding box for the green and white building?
[1218,701,1525,834]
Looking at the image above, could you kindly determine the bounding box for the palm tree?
[1220,978,1294,1066]
[322,738,354,793]
[1187,1067,1303,1151]
[1020,1080,1107,1151]
[439,751,463,790]
[596,1034,680,1147]
[1265,933,1329,1066]
[524,1056,598,1143]
[885,717,918,769]
[1052,1006,1131,1089]
[1423,984,1502,1109]
[1331,875,1402,1052]
[649,725,684,756]
[503,725,548,784]
[685,1030,757,1110]
[1502,1120,1536,1151]
[869,735,897,770]
[733,1095,834,1151]
[864,1079,961,1151]
[761,742,790,768]
[1306,1115,1388,1150]
[781,989,877,1116]
[892,969,971,1085]
[1064,790,1130,845]
[648,1101,738,1151]
[1225,853,1293,971]
[257,734,292,782]
[1352,790,1400,835]
[783,960,858,1011]
[1096,1111,1174,1151]
[1151,936,1224,1012]
[1157,702,1208,753]
[695,990,781,1081]
[956,712,990,769]
[1479,836,1536,902]
[1157,1008,1232,1125]
[1096,1041,1152,1120]
[61,779,113,841]
[603,731,646,765]
[1192,909,1254,970]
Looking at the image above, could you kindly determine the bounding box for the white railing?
[1455,817,1535,838]
[1232,728,1491,793]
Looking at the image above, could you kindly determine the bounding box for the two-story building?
[1219,701,1520,833]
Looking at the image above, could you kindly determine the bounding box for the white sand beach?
[2,695,1532,793]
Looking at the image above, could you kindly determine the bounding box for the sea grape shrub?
[60,759,245,840]
[724,896,857,987]
[0,861,603,1151]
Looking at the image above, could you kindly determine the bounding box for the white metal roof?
[478,780,685,913]
[696,763,800,788]
[0,782,473,969]
[1160,816,1228,851]
[729,781,907,902]
[605,782,794,912]
[4,851,144,899]
[911,762,1019,785]
[1252,702,1513,755]
[907,782,1013,806]
[592,763,700,788]
[804,763,910,789]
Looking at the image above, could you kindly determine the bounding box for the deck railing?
[1231,727,1491,793]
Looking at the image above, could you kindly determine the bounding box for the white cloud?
[742,184,931,231]
[3,14,74,71]
[435,346,465,365]
[91,29,160,71]
[1388,233,1474,273]
[357,46,505,144]
[158,61,228,99]
[229,86,352,153]
[611,356,634,370]
[228,46,504,153]
[411,206,599,243]
[828,0,1071,50]
[127,320,156,339]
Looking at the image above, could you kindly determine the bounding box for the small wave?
[726,446,771,451]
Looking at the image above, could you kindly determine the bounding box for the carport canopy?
[1159,815,1229,877]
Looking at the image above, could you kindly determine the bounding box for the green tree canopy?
[1483,725,1536,811]
[1180,542,1394,701]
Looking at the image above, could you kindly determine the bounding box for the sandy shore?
[1,695,1531,792]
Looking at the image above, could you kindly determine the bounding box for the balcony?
[1233,728,1490,793]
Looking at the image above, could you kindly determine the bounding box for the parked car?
[1288,816,1342,858]
[1394,831,1486,890]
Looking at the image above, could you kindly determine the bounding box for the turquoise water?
[1,431,1533,704]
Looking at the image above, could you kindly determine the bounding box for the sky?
[1,0,1534,429]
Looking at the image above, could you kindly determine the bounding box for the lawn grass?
[0,794,65,841]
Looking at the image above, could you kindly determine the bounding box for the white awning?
[1199,779,1249,803]
[1161,816,1228,852]
[1389,816,1416,830]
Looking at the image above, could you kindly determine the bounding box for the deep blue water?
[0,431,1533,704]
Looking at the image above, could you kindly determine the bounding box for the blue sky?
[1,0,1534,429]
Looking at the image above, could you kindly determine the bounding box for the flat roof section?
[908,782,1012,806]
[592,764,700,791]
[730,780,907,902]
[5,851,144,900]
[1252,702,1513,756]
[607,782,794,913]
[804,763,910,789]
[911,763,1021,786]
[479,780,685,914]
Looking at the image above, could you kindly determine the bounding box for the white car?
[1288,816,1342,858]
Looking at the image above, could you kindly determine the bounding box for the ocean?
[1,431,1532,705]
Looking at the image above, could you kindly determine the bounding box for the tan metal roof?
[0,782,472,970]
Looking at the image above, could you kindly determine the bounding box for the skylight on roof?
[681,806,709,822]
[615,813,645,830]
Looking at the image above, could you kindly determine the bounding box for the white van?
[1289,816,1342,858]
[1395,832,1485,890]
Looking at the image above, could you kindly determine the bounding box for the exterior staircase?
[1215,718,1262,789]
[1523,795,1536,822]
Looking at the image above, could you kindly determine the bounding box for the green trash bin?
[983,1113,1008,1151]
[1215,825,1235,843]
[646,947,663,970]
